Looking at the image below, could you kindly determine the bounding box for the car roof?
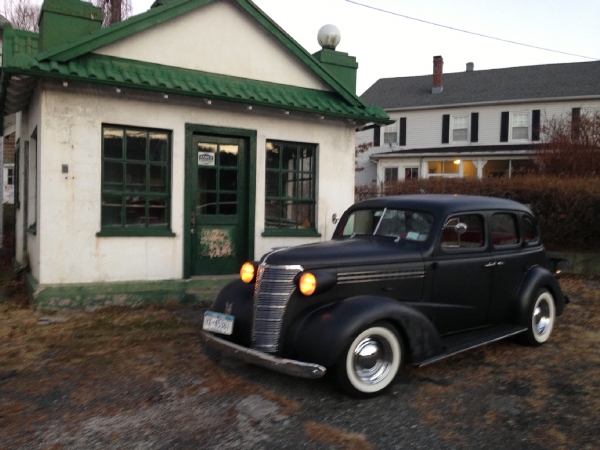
[352,194,532,217]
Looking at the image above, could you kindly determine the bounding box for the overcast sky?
[82,1,600,95]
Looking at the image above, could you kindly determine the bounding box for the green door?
[191,135,248,275]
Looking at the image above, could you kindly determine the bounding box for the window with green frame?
[264,140,318,234]
[99,125,173,236]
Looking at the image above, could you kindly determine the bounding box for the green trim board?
[0,1,392,124]
[183,124,257,279]
[25,272,237,310]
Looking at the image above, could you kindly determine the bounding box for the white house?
[356,56,600,185]
[0,0,390,308]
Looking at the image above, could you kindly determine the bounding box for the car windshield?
[340,208,434,242]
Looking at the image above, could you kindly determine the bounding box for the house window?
[265,140,317,232]
[404,167,418,179]
[452,115,469,142]
[384,167,398,182]
[428,160,460,176]
[511,112,530,140]
[383,122,398,145]
[7,168,13,185]
[100,125,172,236]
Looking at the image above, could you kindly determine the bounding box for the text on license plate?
[203,311,234,335]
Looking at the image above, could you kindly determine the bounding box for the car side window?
[491,213,519,246]
[522,215,539,244]
[440,214,485,248]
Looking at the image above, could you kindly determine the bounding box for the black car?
[202,195,567,397]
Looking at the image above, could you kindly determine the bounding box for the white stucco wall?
[95,0,330,92]
[35,82,355,284]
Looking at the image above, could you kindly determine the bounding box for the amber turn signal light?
[299,272,317,296]
[240,262,255,283]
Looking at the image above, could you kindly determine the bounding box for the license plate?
[203,311,234,335]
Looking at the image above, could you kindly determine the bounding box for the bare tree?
[355,141,372,172]
[93,0,133,27]
[535,111,600,177]
[1,0,40,32]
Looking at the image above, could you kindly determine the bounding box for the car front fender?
[283,296,444,368]
[209,279,255,347]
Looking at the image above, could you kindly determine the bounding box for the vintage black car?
[202,195,567,397]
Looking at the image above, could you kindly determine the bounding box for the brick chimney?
[432,55,443,94]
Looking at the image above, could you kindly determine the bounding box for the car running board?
[414,324,527,367]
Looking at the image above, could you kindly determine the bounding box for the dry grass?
[413,276,600,450]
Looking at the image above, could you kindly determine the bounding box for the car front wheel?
[335,323,403,398]
[521,288,556,346]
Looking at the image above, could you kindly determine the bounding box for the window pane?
[522,216,538,243]
[219,145,238,167]
[453,128,468,141]
[443,161,460,174]
[198,167,217,190]
[125,196,146,226]
[282,145,297,171]
[103,161,123,190]
[492,213,518,246]
[510,159,532,177]
[149,133,168,162]
[219,193,237,215]
[197,192,217,215]
[149,165,168,193]
[266,142,280,169]
[126,130,146,160]
[463,161,477,178]
[384,132,397,144]
[104,128,123,159]
[484,160,510,178]
[512,127,528,140]
[265,171,280,197]
[385,168,398,182]
[219,169,237,191]
[148,198,168,226]
[101,194,122,226]
[126,163,146,191]
[441,214,484,248]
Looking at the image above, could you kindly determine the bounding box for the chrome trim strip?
[338,269,425,284]
[202,331,326,379]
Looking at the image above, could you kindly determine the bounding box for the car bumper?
[201,331,327,379]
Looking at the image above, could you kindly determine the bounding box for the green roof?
[0,0,391,124]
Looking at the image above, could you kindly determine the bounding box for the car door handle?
[484,262,497,267]
[497,261,505,266]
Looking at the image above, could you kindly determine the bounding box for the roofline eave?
[380,95,600,113]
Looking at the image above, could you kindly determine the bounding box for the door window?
[441,214,485,249]
[491,213,519,246]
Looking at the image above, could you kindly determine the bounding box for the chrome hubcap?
[353,337,391,385]
[534,300,551,336]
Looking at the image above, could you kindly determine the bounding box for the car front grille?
[252,264,302,353]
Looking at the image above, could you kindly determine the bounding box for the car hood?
[261,237,424,269]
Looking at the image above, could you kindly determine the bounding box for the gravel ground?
[1,276,599,449]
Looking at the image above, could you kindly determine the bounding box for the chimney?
[466,62,474,72]
[312,25,358,94]
[432,56,443,94]
[38,0,103,52]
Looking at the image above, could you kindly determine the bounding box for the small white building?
[356,56,600,185]
[0,0,390,307]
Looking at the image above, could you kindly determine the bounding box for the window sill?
[97,228,176,237]
[262,229,321,238]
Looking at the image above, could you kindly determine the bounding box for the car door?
[429,213,492,334]
[487,212,545,322]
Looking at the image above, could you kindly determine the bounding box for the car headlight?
[240,262,256,283]
[299,272,317,296]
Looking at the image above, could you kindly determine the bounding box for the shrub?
[355,177,600,252]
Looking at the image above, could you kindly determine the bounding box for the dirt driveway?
[1,273,599,449]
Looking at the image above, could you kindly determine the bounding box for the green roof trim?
[1,0,392,124]
[35,0,365,107]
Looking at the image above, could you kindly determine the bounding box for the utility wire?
[346,0,598,61]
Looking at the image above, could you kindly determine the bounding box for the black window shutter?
[399,118,407,146]
[572,108,581,139]
[442,114,450,144]
[532,110,541,141]
[500,111,509,142]
[470,113,479,143]
[373,125,380,146]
